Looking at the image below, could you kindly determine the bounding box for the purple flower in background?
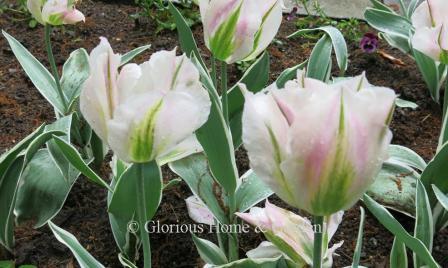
[360,33,379,53]
[287,7,298,21]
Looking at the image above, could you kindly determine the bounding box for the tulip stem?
[211,56,217,88]
[136,163,152,268]
[44,24,68,114]
[220,61,229,125]
[313,215,324,268]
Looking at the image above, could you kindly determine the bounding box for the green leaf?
[368,0,396,12]
[228,53,270,148]
[61,48,89,106]
[90,131,105,169]
[0,157,24,250]
[395,98,418,109]
[0,129,65,250]
[163,178,182,191]
[362,194,439,268]
[390,238,408,268]
[439,78,448,148]
[108,161,162,267]
[421,142,448,207]
[48,221,105,268]
[352,207,366,268]
[289,26,348,75]
[380,32,411,53]
[108,168,138,261]
[367,162,418,216]
[108,161,162,233]
[45,115,73,180]
[118,253,138,268]
[169,153,228,224]
[0,261,14,268]
[120,45,151,66]
[194,64,239,194]
[388,144,426,171]
[191,233,228,265]
[413,179,433,268]
[413,49,441,103]
[235,170,273,213]
[364,8,412,38]
[432,185,448,211]
[2,31,64,114]
[275,61,308,88]
[0,124,45,185]
[14,149,81,228]
[168,2,206,70]
[306,35,332,81]
[407,0,420,18]
[52,136,111,190]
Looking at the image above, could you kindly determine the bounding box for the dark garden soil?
[1,0,447,267]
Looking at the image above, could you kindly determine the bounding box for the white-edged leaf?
[388,144,426,171]
[191,233,228,265]
[289,26,348,74]
[362,194,439,268]
[51,136,111,190]
[413,179,433,268]
[120,45,151,66]
[390,238,408,268]
[48,221,105,268]
[235,170,273,213]
[2,31,65,114]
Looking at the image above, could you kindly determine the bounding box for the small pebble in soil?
[369,237,378,248]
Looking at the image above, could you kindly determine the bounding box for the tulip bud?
[80,38,211,163]
[241,72,396,216]
[199,0,282,63]
[411,0,448,64]
[27,0,85,26]
[236,201,343,267]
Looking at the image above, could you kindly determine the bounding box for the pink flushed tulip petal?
[62,8,85,24]
[81,39,211,163]
[412,0,448,62]
[237,201,344,267]
[38,0,85,25]
[412,26,444,60]
[80,37,121,143]
[242,72,395,216]
[200,0,282,63]
[241,86,293,205]
[185,196,215,225]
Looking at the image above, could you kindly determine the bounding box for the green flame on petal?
[129,99,163,163]
[209,3,242,61]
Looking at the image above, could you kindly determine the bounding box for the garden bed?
[1,0,447,267]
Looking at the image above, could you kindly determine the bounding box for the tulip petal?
[238,201,343,266]
[80,37,121,142]
[242,85,295,205]
[427,0,448,26]
[62,8,85,24]
[157,135,203,165]
[185,195,215,225]
[412,1,433,28]
[27,0,44,24]
[412,26,444,60]
[243,0,282,61]
[107,91,165,163]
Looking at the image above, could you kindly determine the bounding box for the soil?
[1,0,447,267]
